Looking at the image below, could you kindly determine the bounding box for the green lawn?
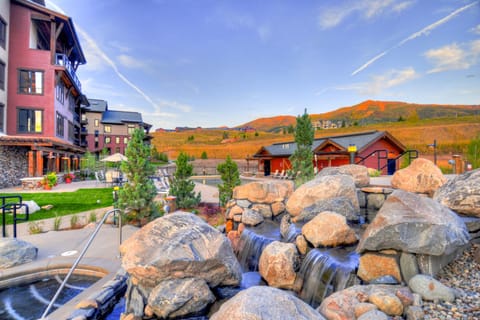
[0,188,114,224]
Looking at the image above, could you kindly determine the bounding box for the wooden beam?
[50,20,56,65]
[35,150,44,176]
[55,22,64,40]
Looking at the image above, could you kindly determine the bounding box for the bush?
[217,156,241,207]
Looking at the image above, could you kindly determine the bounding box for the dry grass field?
[151,116,480,164]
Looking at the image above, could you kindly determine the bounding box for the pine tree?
[118,128,157,222]
[170,152,201,209]
[289,109,315,187]
[217,156,241,206]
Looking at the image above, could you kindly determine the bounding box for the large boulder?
[293,197,359,223]
[233,180,293,204]
[0,238,38,268]
[211,286,325,320]
[434,169,480,217]
[317,164,370,187]
[318,285,413,320]
[286,175,359,218]
[302,211,358,247]
[408,274,455,302]
[120,212,242,288]
[357,190,470,256]
[146,278,215,319]
[391,158,446,195]
[259,241,299,289]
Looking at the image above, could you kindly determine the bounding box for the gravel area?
[422,244,480,320]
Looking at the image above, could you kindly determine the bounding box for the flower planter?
[65,178,72,184]
[44,184,52,190]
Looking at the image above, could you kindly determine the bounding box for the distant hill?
[237,115,296,133]
[237,100,479,131]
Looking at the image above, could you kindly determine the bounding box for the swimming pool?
[0,273,101,320]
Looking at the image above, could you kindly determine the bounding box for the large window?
[18,108,43,133]
[19,69,43,94]
[0,104,4,133]
[104,125,111,133]
[127,124,135,134]
[56,81,65,103]
[56,112,64,137]
[68,121,74,141]
[0,60,4,90]
[0,17,6,49]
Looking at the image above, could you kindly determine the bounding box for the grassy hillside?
[236,100,479,132]
[152,115,480,161]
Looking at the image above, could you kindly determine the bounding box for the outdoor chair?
[271,170,279,178]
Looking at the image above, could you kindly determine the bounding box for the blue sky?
[46,0,480,130]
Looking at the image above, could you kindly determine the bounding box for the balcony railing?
[55,53,82,92]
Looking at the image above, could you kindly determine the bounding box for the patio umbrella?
[100,153,128,163]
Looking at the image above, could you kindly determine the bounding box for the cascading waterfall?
[236,228,276,271]
[297,248,359,308]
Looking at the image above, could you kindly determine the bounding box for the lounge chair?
[271,170,279,178]
[275,170,285,179]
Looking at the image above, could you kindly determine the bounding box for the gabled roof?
[14,0,86,64]
[254,131,406,157]
[85,99,108,113]
[102,110,143,124]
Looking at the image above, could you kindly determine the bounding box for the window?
[68,121,74,140]
[56,81,65,103]
[0,104,4,133]
[0,17,6,49]
[19,69,44,94]
[18,108,43,133]
[105,136,111,144]
[104,125,111,133]
[123,137,128,144]
[0,60,5,91]
[115,136,120,144]
[115,147,121,153]
[68,93,75,112]
[56,112,64,137]
[94,119,99,127]
[127,124,135,134]
[94,130,99,137]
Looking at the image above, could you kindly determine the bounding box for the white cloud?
[472,24,480,34]
[351,1,478,75]
[117,54,148,69]
[157,100,193,113]
[425,40,480,73]
[318,0,413,29]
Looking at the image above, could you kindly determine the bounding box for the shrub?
[53,214,62,231]
[70,214,80,229]
[28,221,44,234]
[217,156,241,207]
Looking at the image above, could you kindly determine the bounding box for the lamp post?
[347,144,357,164]
[428,140,437,165]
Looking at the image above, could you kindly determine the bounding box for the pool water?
[0,274,100,320]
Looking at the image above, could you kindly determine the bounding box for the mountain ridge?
[237,100,479,132]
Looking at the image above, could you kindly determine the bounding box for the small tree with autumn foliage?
[217,156,241,207]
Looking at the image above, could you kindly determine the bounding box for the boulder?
[211,286,325,320]
[259,241,299,289]
[433,169,480,217]
[252,203,273,219]
[233,180,293,204]
[357,309,389,320]
[357,253,402,283]
[408,274,455,302]
[391,158,446,195]
[0,238,38,268]
[242,208,264,226]
[147,278,215,319]
[302,211,358,247]
[287,175,359,218]
[18,200,41,214]
[317,164,370,187]
[318,285,411,320]
[120,212,242,288]
[357,190,470,256]
[293,197,359,223]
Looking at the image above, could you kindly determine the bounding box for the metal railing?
[55,53,82,91]
[1,195,29,238]
[40,208,123,319]
[378,149,419,172]
[355,149,389,170]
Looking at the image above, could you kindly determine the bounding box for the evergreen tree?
[170,152,201,209]
[118,128,157,222]
[217,156,241,206]
[201,151,208,159]
[289,109,315,187]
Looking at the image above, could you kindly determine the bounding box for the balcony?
[55,53,82,92]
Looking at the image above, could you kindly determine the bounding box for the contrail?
[352,1,479,76]
[46,1,160,111]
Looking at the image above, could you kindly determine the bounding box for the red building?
[0,0,88,187]
[253,131,414,176]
